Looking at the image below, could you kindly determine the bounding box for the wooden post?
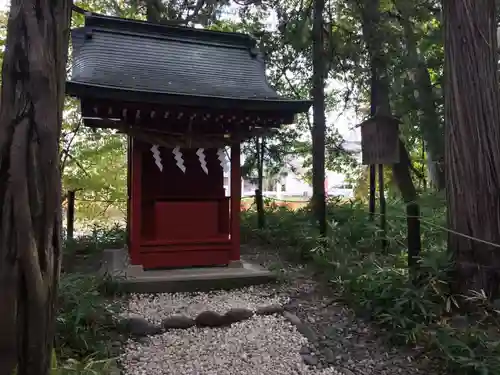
[126,136,132,250]
[255,188,265,229]
[129,138,142,265]
[369,165,376,220]
[66,190,75,240]
[230,143,241,261]
[407,202,421,282]
[378,164,387,250]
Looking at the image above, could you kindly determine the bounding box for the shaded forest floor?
[59,239,439,375]
[55,195,500,374]
[55,227,127,374]
[241,244,443,375]
[240,195,500,375]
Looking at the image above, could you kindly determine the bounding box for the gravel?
[120,287,342,375]
[241,245,442,375]
[117,243,442,375]
[122,286,288,323]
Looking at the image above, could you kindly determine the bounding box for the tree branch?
[60,116,82,174]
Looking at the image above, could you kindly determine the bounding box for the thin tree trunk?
[368,63,377,221]
[0,0,71,373]
[444,0,500,298]
[396,1,445,190]
[415,65,445,190]
[360,0,420,273]
[312,0,327,236]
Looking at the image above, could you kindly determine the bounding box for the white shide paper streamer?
[172,146,186,173]
[196,148,208,174]
[217,148,229,172]
[150,144,163,172]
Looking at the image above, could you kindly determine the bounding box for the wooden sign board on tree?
[360,114,401,165]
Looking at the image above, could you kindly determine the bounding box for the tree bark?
[0,0,71,373]
[443,0,500,298]
[312,0,327,236]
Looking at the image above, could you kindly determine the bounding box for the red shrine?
[67,14,311,270]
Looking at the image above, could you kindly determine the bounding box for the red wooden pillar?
[129,138,142,265]
[230,143,241,261]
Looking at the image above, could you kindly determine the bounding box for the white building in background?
[224,166,356,199]
[221,138,361,200]
[222,104,363,199]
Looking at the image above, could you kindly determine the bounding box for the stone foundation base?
[100,248,276,293]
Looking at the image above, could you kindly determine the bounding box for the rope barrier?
[368,210,500,249]
[243,196,311,204]
[74,198,126,203]
[70,196,500,249]
[73,196,313,204]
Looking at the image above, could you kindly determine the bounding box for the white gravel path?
[121,286,288,323]
[120,286,342,375]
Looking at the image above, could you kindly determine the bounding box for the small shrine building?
[66,14,311,270]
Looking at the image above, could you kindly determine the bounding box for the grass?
[241,196,310,211]
[241,193,500,375]
[53,225,127,374]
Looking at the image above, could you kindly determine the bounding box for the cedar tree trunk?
[444,0,500,298]
[0,0,72,373]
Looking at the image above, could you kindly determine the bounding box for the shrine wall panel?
[139,141,224,200]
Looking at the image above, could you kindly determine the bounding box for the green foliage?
[64,224,126,256]
[242,194,500,375]
[0,10,6,64]
[63,225,126,274]
[13,348,116,375]
[52,227,127,374]
[61,100,127,225]
[56,272,123,361]
[1,0,445,223]
[51,356,118,375]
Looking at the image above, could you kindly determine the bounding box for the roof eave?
[66,81,312,115]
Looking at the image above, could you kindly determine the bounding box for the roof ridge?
[85,14,257,48]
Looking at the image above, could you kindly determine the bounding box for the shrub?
[56,273,123,361]
[55,224,126,374]
[64,224,126,257]
[62,224,126,274]
[241,193,500,375]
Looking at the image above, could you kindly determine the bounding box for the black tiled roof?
[67,15,311,113]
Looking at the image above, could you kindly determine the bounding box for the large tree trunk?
[444,0,500,298]
[0,0,71,373]
[312,0,327,236]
